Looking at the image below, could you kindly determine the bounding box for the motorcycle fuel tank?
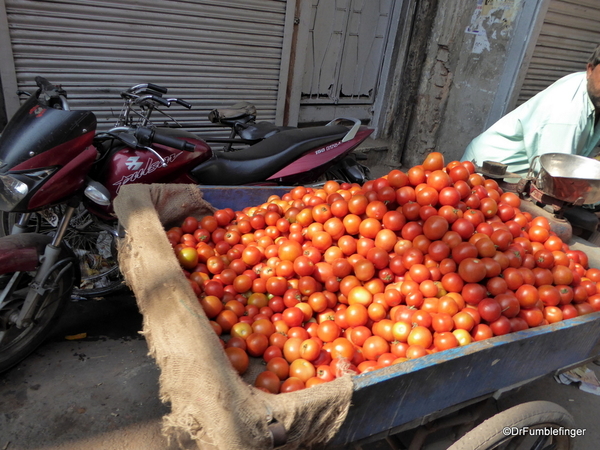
[99,128,212,200]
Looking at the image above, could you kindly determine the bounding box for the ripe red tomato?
[280,377,305,392]
[246,332,269,357]
[574,302,595,316]
[416,186,439,206]
[225,347,249,375]
[423,215,449,240]
[477,298,502,323]
[489,316,511,336]
[354,259,376,281]
[452,242,478,264]
[407,326,433,349]
[422,152,445,171]
[362,335,391,361]
[538,285,560,306]
[518,308,544,327]
[438,187,461,207]
[461,283,487,306]
[434,332,459,351]
[515,284,539,308]
[458,258,487,283]
[471,324,493,341]
[543,306,564,324]
[387,169,409,188]
[181,216,199,234]
[255,370,281,394]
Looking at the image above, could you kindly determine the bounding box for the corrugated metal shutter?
[4,0,289,136]
[516,0,600,106]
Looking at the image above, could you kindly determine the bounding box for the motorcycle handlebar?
[138,95,170,107]
[127,83,168,96]
[34,76,69,110]
[134,127,195,152]
[146,83,168,95]
[172,98,192,109]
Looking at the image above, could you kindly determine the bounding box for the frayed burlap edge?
[114,184,354,450]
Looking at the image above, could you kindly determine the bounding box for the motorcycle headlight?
[0,174,29,210]
[0,168,55,212]
[84,180,111,206]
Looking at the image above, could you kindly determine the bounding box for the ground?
[0,294,180,450]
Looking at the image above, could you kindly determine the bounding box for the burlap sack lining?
[114,184,354,450]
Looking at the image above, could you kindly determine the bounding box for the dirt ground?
[1,291,599,450]
[0,293,181,450]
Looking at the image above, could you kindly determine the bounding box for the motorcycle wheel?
[0,207,124,298]
[0,265,74,373]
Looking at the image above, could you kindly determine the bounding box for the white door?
[297,0,397,126]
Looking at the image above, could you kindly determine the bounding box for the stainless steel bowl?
[537,153,600,204]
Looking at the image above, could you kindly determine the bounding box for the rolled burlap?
[114,184,353,450]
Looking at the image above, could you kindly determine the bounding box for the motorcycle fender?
[0,235,82,286]
[0,234,53,274]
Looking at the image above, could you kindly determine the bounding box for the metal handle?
[326,117,361,142]
[527,155,541,180]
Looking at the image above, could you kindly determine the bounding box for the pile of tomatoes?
[166,152,600,394]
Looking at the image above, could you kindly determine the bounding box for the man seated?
[461,44,600,176]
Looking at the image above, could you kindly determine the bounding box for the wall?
[392,0,527,169]
[0,77,6,131]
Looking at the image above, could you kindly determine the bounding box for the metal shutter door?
[3,0,290,135]
[516,0,600,106]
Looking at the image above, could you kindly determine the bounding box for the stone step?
[353,137,400,178]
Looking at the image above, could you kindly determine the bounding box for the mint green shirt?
[461,72,600,175]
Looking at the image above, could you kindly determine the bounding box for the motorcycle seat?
[235,121,295,142]
[208,102,257,122]
[191,125,349,185]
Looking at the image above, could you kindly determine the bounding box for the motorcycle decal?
[112,151,183,192]
[29,105,46,118]
[315,141,341,155]
[125,157,144,171]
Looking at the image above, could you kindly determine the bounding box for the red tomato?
[362,335,391,361]
[225,347,249,375]
[489,316,511,336]
[407,326,433,349]
[434,332,459,351]
[458,258,487,283]
[422,152,445,171]
[471,323,493,341]
[515,284,539,309]
[423,215,449,240]
[477,298,502,323]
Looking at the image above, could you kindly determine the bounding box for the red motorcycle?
[0,77,373,372]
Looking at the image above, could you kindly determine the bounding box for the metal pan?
[536,153,600,205]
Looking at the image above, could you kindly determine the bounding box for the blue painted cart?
[199,186,600,448]
[331,311,600,447]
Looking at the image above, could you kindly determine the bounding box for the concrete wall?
[0,76,6,131]
[392,0,527,169]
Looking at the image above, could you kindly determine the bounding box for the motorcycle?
[0,77,373,372]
